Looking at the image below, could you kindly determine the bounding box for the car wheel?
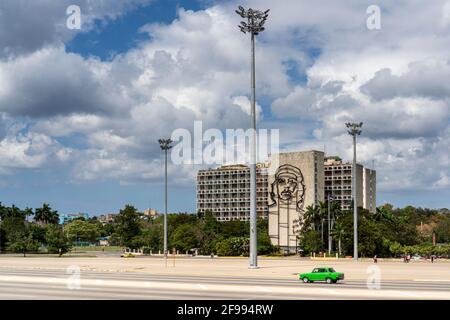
[326,278,332,284]
[303,277,309,283]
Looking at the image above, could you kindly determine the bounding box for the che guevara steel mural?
[269,164,305,247]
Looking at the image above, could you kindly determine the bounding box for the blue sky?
[0,0,449,215]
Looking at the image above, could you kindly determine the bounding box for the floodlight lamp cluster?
[346,122,363,136]
[158,138,173,150]
[236,6,270,35]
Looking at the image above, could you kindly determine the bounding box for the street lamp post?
[236,5,269,269]
[159,138,173,267]
[346,122,363,261]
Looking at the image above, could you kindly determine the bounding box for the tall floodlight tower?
[159,138,173,267]
[346,122,363,261]
[236,6,269,269]
[327,194,335,255]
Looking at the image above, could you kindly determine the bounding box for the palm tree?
[329,201,342,251]
[35,203,59,225]
[374,206,393,221]
[318,201,328,243]
[303,205,321,232]
[331,223,345,256]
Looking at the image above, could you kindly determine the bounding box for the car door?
[310,268,320,281]
[317,268,327,281]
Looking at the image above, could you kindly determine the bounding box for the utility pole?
[346,122,363,261]
[236,6,269,269]
[159,138,173,268]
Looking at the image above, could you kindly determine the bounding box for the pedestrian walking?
[373,255,378,263]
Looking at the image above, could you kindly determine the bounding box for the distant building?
[98,237,110,246]
[60,213,89,224]
[142,208,159,218]
[324,156,376,213]
[98,213,116,225]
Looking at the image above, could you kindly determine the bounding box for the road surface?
[0,268,449,300]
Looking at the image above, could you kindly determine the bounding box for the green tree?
[134,223,163,252]
[215,237,249,256]
[303,205,321,232]
[299,230,323,254]
[1,204,28,252]
[374,205,393,221]
[199,211,220,254]
[171,223,203,252]
[45,225,71,256]
[435,215,450,243]
[35,203,59,225]
[8,232,40,257]
[257,219,273,254]
[331,223,345,256]
[64,219,101,243]
[113,205,142,248]
[389,242,402,257]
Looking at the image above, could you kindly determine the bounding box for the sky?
[0,0,449,215]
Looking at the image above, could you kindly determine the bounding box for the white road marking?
[389,290,423,298]
[413,279,450,282]
[4,276,16,281]
[255,286,272,293]
[0,293,37,299]
[197,284,208,290]
[47,278,56,283]
[145,282,152,287]
[319,288,344,295]
[94,280,103,285]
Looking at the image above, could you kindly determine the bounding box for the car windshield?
[329,268,336,272]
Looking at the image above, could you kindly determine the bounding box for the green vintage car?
[299,267,344,284]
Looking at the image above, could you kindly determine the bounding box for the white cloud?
[0,130,69,171]
[0,0,449,197]
[0,0,153,59]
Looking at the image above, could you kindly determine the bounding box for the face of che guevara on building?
[269,164,305,210]
[275,173,298,201]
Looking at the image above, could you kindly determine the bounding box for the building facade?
[98,213,116,225]
[363,167,377,213]
[196,164,269,221]
[142,208,159,218]
[195,150,377,252]
[268,151,325,253]
[59,213,89,224]
[324,156,376,213]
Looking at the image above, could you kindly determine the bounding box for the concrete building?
[324,156,376,213]
[195,150,376,253]
[363,167,377,213]
[196,164,269,221]
[142,208,159,218]
[98,213,116,225]
[59,213,89,224]
[268,151,325,253]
